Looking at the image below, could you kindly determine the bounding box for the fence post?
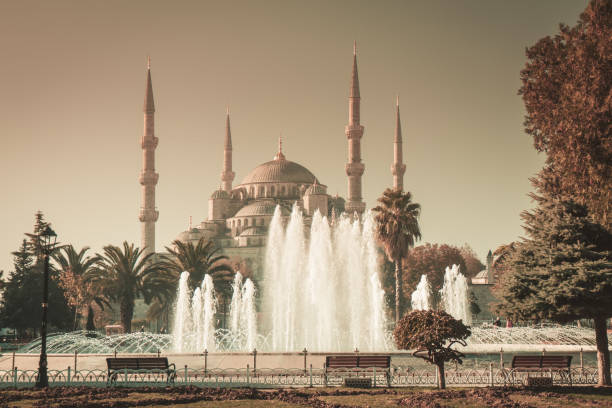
[13,367,17,388]
[252,348,257,377]
[303,348,308,375]
[579,348,583,371]
[499,348,504,369]
[74,350,78,373]
[11,352,15,371]
[184,365,188,384]
[435,365,439,388]
[114,349,117,358]
[246,364,250,385]
[157,349,160,358]
[309,364,313,388]
[489,362,493,387]
[542,348,546,356]
[204,349,208,376]
[373,366,376,387]
[67,366,71,385]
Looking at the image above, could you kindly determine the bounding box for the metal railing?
[0,364,602,388]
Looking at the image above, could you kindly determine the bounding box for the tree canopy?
[394,310,471,389]
[495,193,612,385]
[519,0,612,230]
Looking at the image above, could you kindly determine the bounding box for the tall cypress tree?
[496,193,612,385]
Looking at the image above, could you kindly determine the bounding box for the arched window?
[237,219,242,227]
[281,185,286,196]
[259,186,265,197]
[271,185,275,196]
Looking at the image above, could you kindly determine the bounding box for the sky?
[0,0,587,274]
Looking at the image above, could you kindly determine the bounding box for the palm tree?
[373,188,421,323]
[159,238,234,327]
[160,238,234,292]
[88,242,167,333]
[53,245,107,330]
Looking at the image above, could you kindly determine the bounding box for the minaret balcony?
[139,207,159,222]
[139,171,159,185]
[391,164,406,175]
[345,162,365,176]
[344,125,364,137]
[141,136,159,149]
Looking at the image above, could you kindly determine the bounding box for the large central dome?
[240,158,319,185]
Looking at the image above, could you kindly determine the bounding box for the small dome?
[175,228,206,243]
[233,200,289,218]
[305,183,326,195]
[239,226,267,237]
[210,189,230,199]
[239,159,319,185]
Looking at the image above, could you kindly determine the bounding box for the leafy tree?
[53,245,107,330]
[373,188,421,323]
[459,245,486,278]
[88,242,169,333]
[403,243,467,302]
[519,0,612,231]
[394,310,471,389]
[495,195,612,385]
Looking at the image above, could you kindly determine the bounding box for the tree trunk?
[86,305,95,331]
[594,316,611,386]
[436,362,446,389]
[120,297,134,334]
[395,258,402,323]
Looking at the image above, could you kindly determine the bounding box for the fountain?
[440,264,472,326]
[17,206,612,356]
[264,205,388,352]
[411,275,432,311]
[171,270,257,352]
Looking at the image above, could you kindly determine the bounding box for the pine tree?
[0,213,74,335]
[496,193,612,385]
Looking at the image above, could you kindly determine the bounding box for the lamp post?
[36,225,57,388]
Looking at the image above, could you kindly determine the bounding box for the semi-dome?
[239,226,268,236]
[233,200,290,218]
[240,159,319,185]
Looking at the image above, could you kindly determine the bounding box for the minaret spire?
[392,95,406,190]
[221,107,235,192]
[345,42,365,215]
[139,58,159,255]
[274,133,285,161]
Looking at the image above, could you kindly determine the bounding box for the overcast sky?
[0,0,587,273]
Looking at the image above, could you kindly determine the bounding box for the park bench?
[510,355,572,386]
[106,357,176,384]
[324,355,391,387]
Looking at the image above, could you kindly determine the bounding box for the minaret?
[139,57,159,256]
[221,107,235,192]
[391,95,406,190]
[345,42,366,215]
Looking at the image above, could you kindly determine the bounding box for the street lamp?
[36,225,57,388]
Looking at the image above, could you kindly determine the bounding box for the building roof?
[239,159,319,185]
[233,200,290,218]
[239,226,268,236]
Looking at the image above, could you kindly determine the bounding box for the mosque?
[138,44,407,279]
